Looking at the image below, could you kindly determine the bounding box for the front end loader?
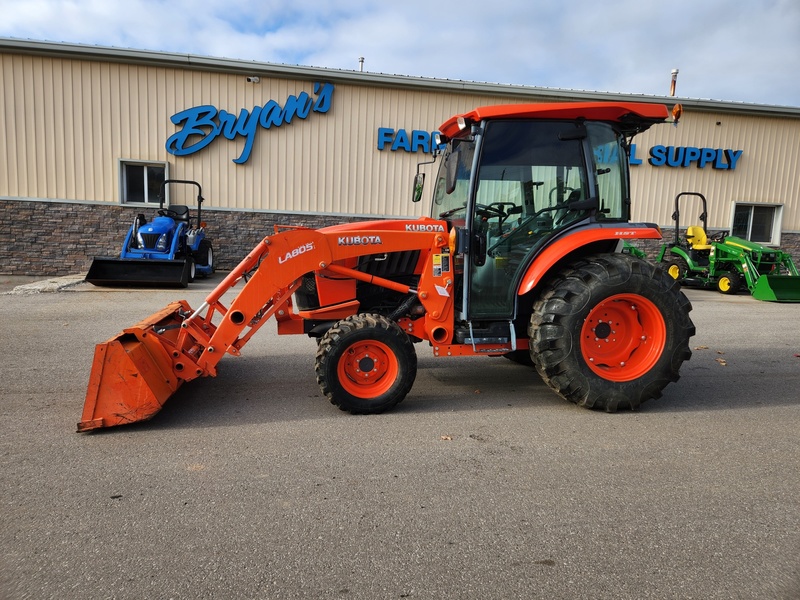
[85,179,215,288]
[80,101,696,432]
[656,192,800,301]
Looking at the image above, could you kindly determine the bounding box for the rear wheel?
[187,257,196,283]
[195,240,214,276]
[529,253,695,412]
[315,314,417,414]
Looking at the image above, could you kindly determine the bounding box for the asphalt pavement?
[1,274,799,599]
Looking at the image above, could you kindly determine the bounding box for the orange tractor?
[79,101,695,432]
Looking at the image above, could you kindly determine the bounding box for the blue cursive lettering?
[166,82,335,164]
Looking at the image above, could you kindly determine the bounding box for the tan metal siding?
[630,111,800,230]
[0,52,516,214]
[1,51,798,232]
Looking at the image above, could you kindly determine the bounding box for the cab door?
[466,120,592,319]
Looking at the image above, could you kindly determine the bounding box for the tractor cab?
[427,107,641,323]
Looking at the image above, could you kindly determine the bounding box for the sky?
[1,0,798,107]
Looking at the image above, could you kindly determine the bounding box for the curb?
[5,274,88,295]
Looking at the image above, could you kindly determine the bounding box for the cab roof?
[438,101,669,139]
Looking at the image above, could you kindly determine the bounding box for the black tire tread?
[315,313,417,414]
[529,253,695,412]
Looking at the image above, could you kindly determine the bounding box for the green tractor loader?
[656,192,800,302]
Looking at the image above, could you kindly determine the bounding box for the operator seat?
[554,189,583,226]
[168,204,190,223]
[685,226,711,251]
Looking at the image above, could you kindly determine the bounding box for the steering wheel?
[709,230,728,242]
[158,208,180,219]
[549,186,576,204]
[475,201,516,220]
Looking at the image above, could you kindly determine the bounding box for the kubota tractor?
[79,101,696,432]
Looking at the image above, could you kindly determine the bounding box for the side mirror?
[412,150,439,203]
[412,172,425,203]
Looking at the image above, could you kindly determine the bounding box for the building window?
[731,203,782,245]
[119,160,168,204]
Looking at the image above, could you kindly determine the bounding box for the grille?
[358,250,420,277]
[140,233,161,248]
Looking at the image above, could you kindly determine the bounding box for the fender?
[517,224,662,295]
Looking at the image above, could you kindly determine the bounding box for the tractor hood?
[140,216,179,236]
[320,217,447,235]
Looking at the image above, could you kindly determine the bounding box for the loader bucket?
[751,275,800,302]
[78,301,191,432]
[86,257,190,288]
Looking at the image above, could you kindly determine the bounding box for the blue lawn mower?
[86,179,215,287]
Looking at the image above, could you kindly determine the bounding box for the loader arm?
[80,223,451,431]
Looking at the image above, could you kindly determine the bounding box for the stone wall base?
[0,200,363,276]
[2,199,798,277]
[628,232,800,264]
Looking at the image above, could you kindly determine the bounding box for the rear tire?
[187,257,196,283]
[529,253,695,412]
[315,314,417,414]
[195,240,215,276]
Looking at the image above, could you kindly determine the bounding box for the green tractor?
[656,192,800,302]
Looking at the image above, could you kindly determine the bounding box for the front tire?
[315,314,417,414]
[187,257,196,283]
[665,256,689,281]
[717,271,741,295]
[529,253,695,412]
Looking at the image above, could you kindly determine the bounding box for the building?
[1,38,798,275]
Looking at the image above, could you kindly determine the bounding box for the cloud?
[0,0,797,105]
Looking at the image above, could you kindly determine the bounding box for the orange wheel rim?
[337,340,399,398]
[580,294,666,382]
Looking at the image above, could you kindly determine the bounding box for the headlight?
[137,232,146,248]
[156,234,168,252]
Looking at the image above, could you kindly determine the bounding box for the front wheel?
[187,257,196,283]
[665,256,689,281]
[315,314,417,414]
[529,253,695,412]
[717,271,741,295]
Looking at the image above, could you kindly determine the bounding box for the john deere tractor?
[657,192,800,302]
